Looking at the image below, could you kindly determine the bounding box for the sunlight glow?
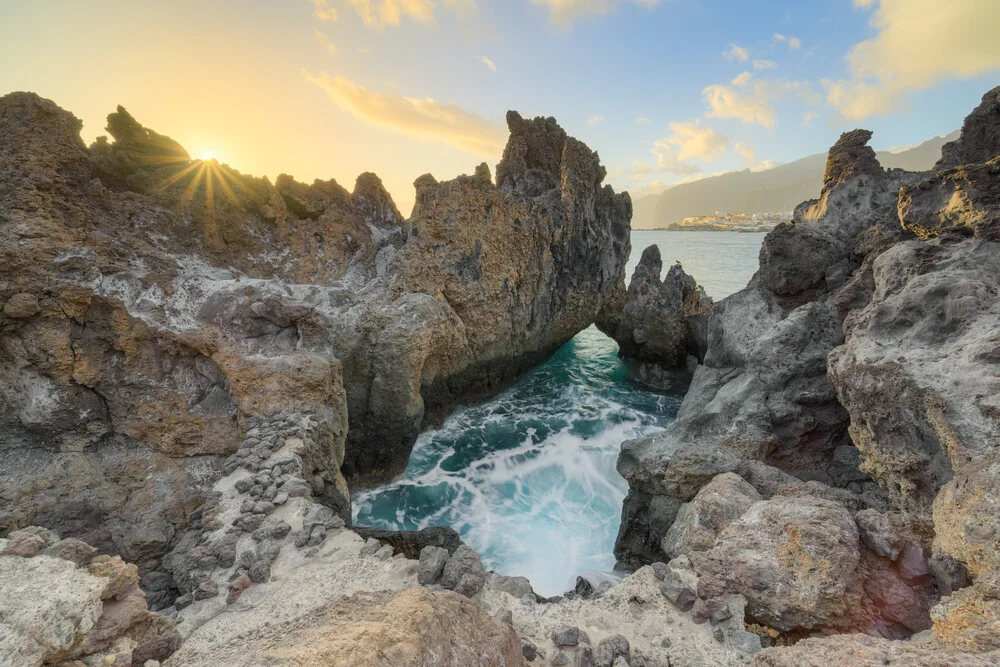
[200,151,216,161]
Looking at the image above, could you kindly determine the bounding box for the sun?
[199,151,216,161]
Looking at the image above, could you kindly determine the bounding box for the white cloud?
[723,43,749,63]
[734,141,756,166]
[478,55,497,71]
[651,121,730,174]
[731,71,752,86]
[628,179,670,198]
[635,115,652,124]
[311,0,338,22]
[306,72,506,157]
[704,75,819,128]
[587,114,605,125]
[314,30,337,53]
[344,0,475,29]
[753,59,777,70]
[703,83,775,127]
[773,33,801,50]
[824,0,1000,120]
[531,0,662,25]
[800,111,818,126]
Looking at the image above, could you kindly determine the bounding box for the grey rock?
[650,562,669,581]
[552,625,581,647]
[707,598,731,625]
[552,651,570,666]
[41,538,97,567]
[193,580,219,600]
[521,638,538,662]
[272,492,289,505]
[418,545,450,585]
[493,608,513,626]
[360,538,382,557]
[248,560,271,584]
[928,553,968,597]
[855,509,905,560]
[595,634,630,667]
[374,544,394,561]
[596,246,713,370]
[658,569,697,612]
[487,572,535,598]
[440,545,486,597]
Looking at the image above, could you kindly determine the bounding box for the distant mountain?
[631,130,960,230]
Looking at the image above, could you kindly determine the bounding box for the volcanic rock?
[597,244,712,373]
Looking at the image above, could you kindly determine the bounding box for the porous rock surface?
[0,527,180,666]
[0,92,628,614]
[613,85,1000,661]
[597,244,712,381]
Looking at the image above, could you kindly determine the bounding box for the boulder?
[165,587,521,666]
[440,545,486,598]
[660,472,762,559]
[418,545,450,586]
[692,496,862,631]
[0,542,179,666]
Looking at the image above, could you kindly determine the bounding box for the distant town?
[662,210,792,232]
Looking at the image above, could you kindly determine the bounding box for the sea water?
[353,231,763,595]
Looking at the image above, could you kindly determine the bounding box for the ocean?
[352,231,764,595]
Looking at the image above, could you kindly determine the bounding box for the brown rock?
[163,587,521,666]
[692,496,862,632]
[2,292,40,318]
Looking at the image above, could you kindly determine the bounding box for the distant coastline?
[638,224,776,233]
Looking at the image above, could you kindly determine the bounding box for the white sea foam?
[354,327,679,596]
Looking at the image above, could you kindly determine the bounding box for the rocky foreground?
[2,84,1000,666]
[612,86,1000,663]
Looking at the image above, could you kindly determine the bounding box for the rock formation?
[597,244,712,388]
[0,526,180,666]
[612,85,1000,661]
[0,92,629,615]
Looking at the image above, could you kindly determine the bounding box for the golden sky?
[3,0,999,213]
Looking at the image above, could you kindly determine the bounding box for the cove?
[353,231,764,596]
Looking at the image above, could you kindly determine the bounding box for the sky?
[2,0,999,214]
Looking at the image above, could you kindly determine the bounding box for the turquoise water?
[353,231,763,595]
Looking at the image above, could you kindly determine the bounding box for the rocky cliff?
[0,92,629,617]
[613,86,1000,659]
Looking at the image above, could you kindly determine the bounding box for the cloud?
[478,55,497,71]
[344,0,475,29]
[628,179,670,198]
[651,121,730,174]
[800,111,818,126]
[731,71,752,86]
[314,30,337,53]
[753,59,777,70]
[587,114,605,125]
[703,82,775,127]
[773,33,801,50]
[627,160,654,181]
[635,115,652,124]
[734,141,756,166]
[531,0,662,25]
[307,72,506,157]
[823,0,1000,120]
[704,75,819,127]
[311,0,338,22]
[752,160,779,172]
[723,43,749,63]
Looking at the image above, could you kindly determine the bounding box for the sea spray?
[353,326,681,596]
